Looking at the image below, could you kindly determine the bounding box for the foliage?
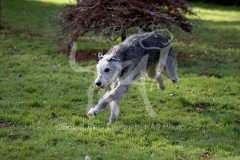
[53,0,195,50]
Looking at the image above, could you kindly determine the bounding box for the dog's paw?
[107,119,115,125]
[158,83,166,90]
[87,108,97,116]
[171,79,178,83]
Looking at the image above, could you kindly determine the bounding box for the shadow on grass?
[190,2,240,12]
[179,96,240,127]
[175,18,240,79]
[2,0,68,31]
[149,97,240,156]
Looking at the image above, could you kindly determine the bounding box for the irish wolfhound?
[87,32,178,123]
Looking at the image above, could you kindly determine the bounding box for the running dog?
[87,32,178,123]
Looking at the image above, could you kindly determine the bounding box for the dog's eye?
[104,68,110,72]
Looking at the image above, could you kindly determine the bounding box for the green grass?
[0,0,240,159]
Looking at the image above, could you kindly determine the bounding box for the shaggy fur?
[87,32,178,123]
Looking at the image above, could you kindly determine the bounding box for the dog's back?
[106,32,169,62]
[105,32,177,81]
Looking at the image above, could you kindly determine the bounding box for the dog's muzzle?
[95,81,106,90]
[96,81,101,87]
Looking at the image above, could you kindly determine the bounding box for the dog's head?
[95,52,122,90]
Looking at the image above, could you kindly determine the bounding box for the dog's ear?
[107,56,120,62]
[98,52,104,60]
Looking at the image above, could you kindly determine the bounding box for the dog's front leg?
[87,85,129,118]
[108,100,120,124]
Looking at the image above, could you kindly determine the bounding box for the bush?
[53,0,196,51]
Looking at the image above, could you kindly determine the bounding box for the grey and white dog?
[87,32,178,123]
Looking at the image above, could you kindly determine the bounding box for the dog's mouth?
[100,86,106,90]
[98,85,109,90]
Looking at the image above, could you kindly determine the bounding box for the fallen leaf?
[235,120,240,125]
[172,141,179,145]
[52,112,57,118]
[7,132,18,138]
[198,152,211,159]
[51,141,57,146]
[177,52,194,58]
[80,114,89,119]
[23,135,31,140]
[77,101,83,105]
[199,72,223,79]
[224,86,231,91]
[195,106,207,112]
[0,122,14,128]
[159,99,165,103]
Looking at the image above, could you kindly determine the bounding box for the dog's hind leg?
[163,48,178,83]
[147,65,166,90]
[155,74,166,90]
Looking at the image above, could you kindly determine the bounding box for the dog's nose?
[96,82,101,87]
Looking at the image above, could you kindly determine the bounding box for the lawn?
[0,0,240,159]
